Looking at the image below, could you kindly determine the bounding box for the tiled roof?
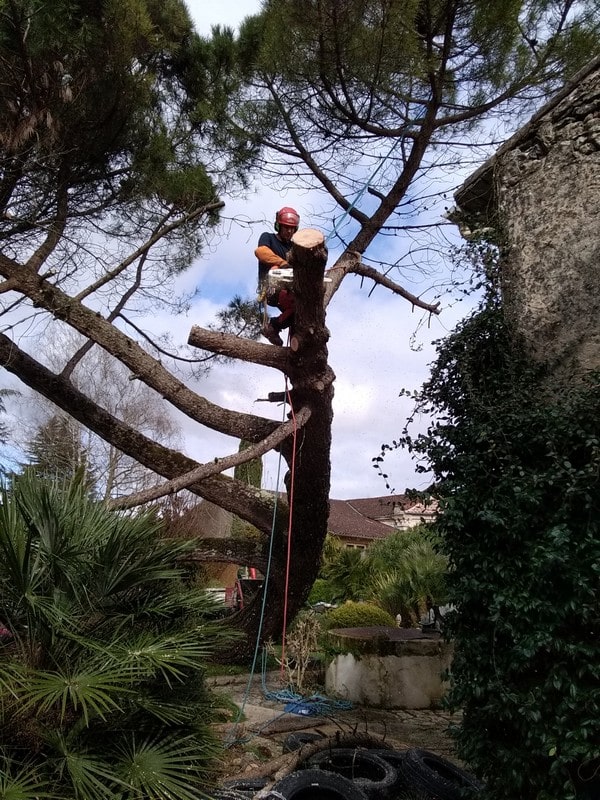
[172,494,436,544]
[328,495,438,541]
[328,498,391,540]
[345,495,414,520]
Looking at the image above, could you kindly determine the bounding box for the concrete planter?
[325,626,453,709]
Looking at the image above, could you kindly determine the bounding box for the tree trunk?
[209,229,333,659]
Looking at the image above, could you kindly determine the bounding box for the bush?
[396,295,600,800]
[0,471,234,800]
[321,600,396,630]
[308,577,338,605]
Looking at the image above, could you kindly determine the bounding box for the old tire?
[267,768,369,800]
[369,748,410,794]
[400,748,483,799]
[282,731,326,753]
[303,747,397,799]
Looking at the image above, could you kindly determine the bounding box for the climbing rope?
[279,376,297,677]
[225,371,351,746]
[261,647,353,716]
[224,390,290,746]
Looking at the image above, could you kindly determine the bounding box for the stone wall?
[324,627,453,710]
[493,66,600,380]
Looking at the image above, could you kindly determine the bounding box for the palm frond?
[0,473,226,798]
[0,754,55,800]
[20,667,132,725]
[116,734,218,800]
[47,733,132,800]
[118,631,219,683]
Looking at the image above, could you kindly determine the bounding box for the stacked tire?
[259,745,483,800]
[399,748,483,799]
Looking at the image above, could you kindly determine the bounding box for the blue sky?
[0,1,479,501]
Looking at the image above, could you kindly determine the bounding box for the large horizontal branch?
[180,537,269,575]
[110,405,311,510]
[0,332,287,533]
[187,325,289,368]
[0,253,280,442]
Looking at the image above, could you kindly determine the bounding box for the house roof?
[171,493,436,544]
[454,55,600,216]
[328,498,392,541]
[328,495,437,542]
[345,495,414,519]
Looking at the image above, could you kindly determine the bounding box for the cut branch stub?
[290,227,327,257]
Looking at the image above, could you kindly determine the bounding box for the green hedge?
[321,600,396,630]
[398,299,600,800]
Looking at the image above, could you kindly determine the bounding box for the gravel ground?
[207,672,463,780]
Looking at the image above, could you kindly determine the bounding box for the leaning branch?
[0,332,282,532]
[180,537,269,575]
[109,405,311,510]
[350,262,441,314]
[0,253,280,441]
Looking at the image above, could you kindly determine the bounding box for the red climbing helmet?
[275,206,300,231]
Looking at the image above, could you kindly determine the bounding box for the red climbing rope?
[279,371,298,679]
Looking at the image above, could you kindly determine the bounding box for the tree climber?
[255,206,300,346]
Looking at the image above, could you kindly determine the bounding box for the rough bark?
[201,229,334,659]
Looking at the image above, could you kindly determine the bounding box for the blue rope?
[260,646,353,716]
[225,396,289,746]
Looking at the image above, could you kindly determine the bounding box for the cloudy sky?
[157,0,478,500]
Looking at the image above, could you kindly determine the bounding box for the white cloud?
[2,1,478,503]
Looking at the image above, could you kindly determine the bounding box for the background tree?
[231,439,264,541]
[0,387,19,475]
[315,536,375,604]
[0,0,599,658]
[311,526,447,625]
[11,332,182,500]
[367,526,448,626]
[25,412,97,491]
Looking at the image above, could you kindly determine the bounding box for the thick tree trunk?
[208,229,333,660]
[0,229,333,662]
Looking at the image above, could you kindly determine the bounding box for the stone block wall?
[494,68,600,380]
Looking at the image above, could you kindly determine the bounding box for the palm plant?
[318,536,374,603]
[0,470,234,800]
[366,526,448,625]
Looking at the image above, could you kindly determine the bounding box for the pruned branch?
[240,733,395,791]
[188,325,290,368]
[350,262,441,314]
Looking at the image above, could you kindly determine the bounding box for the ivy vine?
[383,285,600,799]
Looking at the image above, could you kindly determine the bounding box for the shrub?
[395,294,600,800]
[308,577,337,605]
[321,600,396,630]
[0,471,234,800]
